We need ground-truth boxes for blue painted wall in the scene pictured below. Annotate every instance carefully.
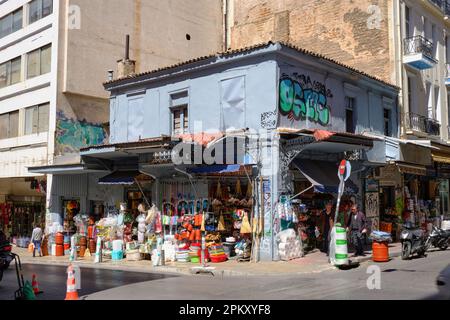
[108,52,398,148]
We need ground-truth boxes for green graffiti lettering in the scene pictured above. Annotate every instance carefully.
[279,75,332,126]
[279,78,295,115]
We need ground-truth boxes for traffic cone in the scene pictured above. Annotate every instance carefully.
[65,264,79,300]
[31,274,43,295]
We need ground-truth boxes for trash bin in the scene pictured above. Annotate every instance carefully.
[372,241,389,262]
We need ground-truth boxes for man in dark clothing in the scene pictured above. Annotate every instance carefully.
[321,201,334,255]
[346,204,367,257]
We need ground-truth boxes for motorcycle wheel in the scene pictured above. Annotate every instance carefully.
[439,244,448,251]
[402,242,411,260]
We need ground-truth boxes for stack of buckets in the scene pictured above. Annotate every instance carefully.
[112,240,123,261]
[334,227,349,265]
[55,232,64,256]
[79,236,87,257]
[63,235,71,255]
[88,222,96,256]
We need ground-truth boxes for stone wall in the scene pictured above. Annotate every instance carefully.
[230,0,394,83]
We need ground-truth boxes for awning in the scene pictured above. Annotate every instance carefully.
[187,164,241,174]
[98,171,142,185]
[292,159,359,194]
[28,163,108,175]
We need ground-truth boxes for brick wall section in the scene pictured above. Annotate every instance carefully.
[231,0,394,83]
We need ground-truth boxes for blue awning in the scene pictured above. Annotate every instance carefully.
[187,164,241,174]
[292,159,359,194]
[98,171,140,185]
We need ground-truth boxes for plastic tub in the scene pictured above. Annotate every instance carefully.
[112,250,123,261]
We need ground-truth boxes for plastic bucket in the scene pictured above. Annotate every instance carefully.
[372,241,389,262]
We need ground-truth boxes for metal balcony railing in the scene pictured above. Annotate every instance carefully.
[429,0,450,16]
[405,112,441,136]
[403,36,435,60]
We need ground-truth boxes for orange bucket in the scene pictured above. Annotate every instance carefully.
[372,241,389,262]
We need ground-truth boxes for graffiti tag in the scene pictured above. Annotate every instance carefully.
[279,74,332,126]
[56,112,107,154]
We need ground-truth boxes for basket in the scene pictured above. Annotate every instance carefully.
[210,255,227,263]
[126,250,142,261]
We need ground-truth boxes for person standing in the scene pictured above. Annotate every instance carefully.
[346,204,367,257]
[31,223,43,257]
[320,201,335,256]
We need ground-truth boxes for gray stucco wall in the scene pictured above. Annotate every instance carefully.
[109,59,278,144]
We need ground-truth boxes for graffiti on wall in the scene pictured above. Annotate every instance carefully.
[365,192,379,218]
[279,74,333,126]
[56,112,108,154]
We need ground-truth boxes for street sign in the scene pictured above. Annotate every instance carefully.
[338,159,352,182]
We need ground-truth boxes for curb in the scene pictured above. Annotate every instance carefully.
[353,251,402,264]
[15,250,403,277]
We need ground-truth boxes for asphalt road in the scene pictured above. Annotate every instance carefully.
[0,263,176,300]
[84,249,450,300]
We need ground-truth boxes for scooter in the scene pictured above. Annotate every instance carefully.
[426,225,450,251]
[400,222,428,260]
[0,231,13,280]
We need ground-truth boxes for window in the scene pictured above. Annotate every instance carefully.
[0,111,19,139]
[345,97,355,133]
[434,86,440,121]
[24,103,49,135]
[384,108,391,137]
[172,106,188,135]
[170,91,189,135]
[27,44,51,79]
[0,56,22,88]
[0,8,22,39]
[432,24,437,59]
[405,6,411,38]
[29,0,53,24]
[407,76,412,112]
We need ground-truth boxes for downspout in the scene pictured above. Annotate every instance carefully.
[223,0,228,51]
[394,0,405,138]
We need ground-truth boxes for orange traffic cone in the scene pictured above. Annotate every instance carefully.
[31,274,43,295]
[65,265,79,300]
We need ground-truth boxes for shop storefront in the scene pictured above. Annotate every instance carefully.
[0,177,47,247]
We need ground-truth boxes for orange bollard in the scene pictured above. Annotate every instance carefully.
[65,265,79,300]
[32,274,43,295]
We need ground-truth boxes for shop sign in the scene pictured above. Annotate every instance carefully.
[263,180,271,193]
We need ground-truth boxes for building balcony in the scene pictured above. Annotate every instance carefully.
[405,112,441,137]
[403,36,438,70]
[428,0,450,16]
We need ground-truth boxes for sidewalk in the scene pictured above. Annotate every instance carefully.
[12,243,402,277]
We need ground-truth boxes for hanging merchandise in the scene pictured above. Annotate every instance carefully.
[240,211,252,234]
[216,181,222,199]
[218,213,226,232]
[236,179,242,197]
[200,212,205,232]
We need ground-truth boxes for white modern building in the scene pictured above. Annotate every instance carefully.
[0,0,223,239]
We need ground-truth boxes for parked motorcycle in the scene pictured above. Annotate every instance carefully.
[400,222,428,260]
[0,231,13,281]
[426,225,450,251]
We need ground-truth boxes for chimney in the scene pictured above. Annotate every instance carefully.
[117,35,136,78]
[107,70,114,81]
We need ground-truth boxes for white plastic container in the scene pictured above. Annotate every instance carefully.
[334,227,348,265]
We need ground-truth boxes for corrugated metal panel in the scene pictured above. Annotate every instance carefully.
[53,174,88,197]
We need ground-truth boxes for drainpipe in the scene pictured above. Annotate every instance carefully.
[394,0,406,138]
[223,0,227,51]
